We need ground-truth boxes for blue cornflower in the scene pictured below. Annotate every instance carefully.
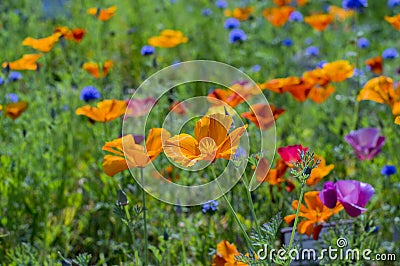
[202,200,218,213]
[381,165,397,176]
[0,77,3,85]
[352,68,365,77]
[282,38,293,47]
[141,45,155,56]
[9,71,22,81]
[316,60,327,68]
[388,0,400,7]
[357,38,370,49]
[201,8,212,16]
[342,0,368,10]
[224,18,240,29]
[289,11,303,22]
[382,48,398,59]
[229,29,247,43]
[305,46,319,56]
[215,0,228,9]
[80,86,101,102]
[252,64,261,72]
[305,38,313,45]
[6,93,19,103]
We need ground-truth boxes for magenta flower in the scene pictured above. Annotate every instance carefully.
[125,97,157,118]
[344,128,385,160]
[277,144,308,165]
[320,180,375,217]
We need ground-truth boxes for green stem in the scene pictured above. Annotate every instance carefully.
[141,168,149,266]
[179,226,187,265]
[124,206,140,264]
[288,184,305,252]
[241,172,262,239]
[353,11,361,130]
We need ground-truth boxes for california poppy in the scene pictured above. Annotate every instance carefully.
[306,155,334,186]
[76,99,126,122]
[365,56,383,75]
[277,144,308,166]
[208,83,259,108]
[259,76,301,93]
[395,116,400,125]
[357,76,398,108]
[87,6,117,21]
[241,103,285,130]
[4,101,28,120]
[211,240,247,266]
[385,14,400,30]
[224,7,254,21]
[256,158,294,191]
[262,6,294,27]
[169,101,188,115]
[302,68,330,87]
[55,26,86,42]
[284,191,343,240]
[82,60,113,78]
[2,54,42,71]
[328,5,354,21]
[286,78,313,102]
[304,14,334,31]
[321,60,354,82]
[22,33,62,52]
[307,85,336,103]
[164,114,247,167]
[102,129,171,176]
[148,30,188,48]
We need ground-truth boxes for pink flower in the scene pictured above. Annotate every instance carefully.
[277,144,308,165]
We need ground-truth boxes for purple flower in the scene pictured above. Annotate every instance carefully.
[388,0,400,7]
[252,64,261,72]
[289,11,303,22]
[201,8,212,16]
[215,0,228,9]
[141,45,155,56]
[381,165,397,176]
[229,29,247,43]
[344,128,385,160]
[282,38,293,47]
[0,77,3,85]
[382,48,398,59]
[9,71,22,81]
[357,38,370,49]
[80,86,101,102]
[224,18,240,29]
[342,0,368,10]
[202,200,218,213]
[319,181,337,208]
[6,93,19,103]
[305,46,319,56]
[336,180,375,217]
[316,60,327,68]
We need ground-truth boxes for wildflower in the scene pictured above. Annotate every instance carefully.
[148,30,188,48]
[102,129,171,176]
[76,99,126,122]
[82,60,113,78]
[262,6,294,27]
[321,60,354,82]
[202,200,218,213]
[208,84,257,107]
[260,76,302,93]
[381,165,397,176]
[308,85,336,103]
[9,72,23,81]
[0,77,3,85]
[357,76,397,108]
[382,48,398,59]
[164,114,247,167]
[252,64,261,72]
[256,158,294,191]
[303,68,329,87]
[277,144,308,166]
[342,0,368,10]
[141,45,155,56]
[319,180,374,217]
[344,128,385,160]
[2,54,42,71]
[306,155,334,186]
[241,103,285,130]
[228,29,246,43]
[328,5,354,21]
[305,14,334,31]
[169,101,188,115]
[87,6,117,21]
[305,46,319,56]
[357,37,370,49]
[22,33,62,52]
[211,240,248,266]
[6,93,19,103]
[289,11,303,22]
[285,191,343,240]
[125,97,157,117]
[225,7,254,21]
[282,38,293,46]
[54,26,86,42]
[274,0,308,6]
[201,8,212,16]
[385,14,400,30]
[4,101,28,120]
[224,18,240,29]
[215,0,228,9]
[388,0,400,8]
[80,86,100,102]
[286,79,313,102]
[365,56,383,75]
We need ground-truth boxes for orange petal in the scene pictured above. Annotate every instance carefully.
[164,134,200,167]
[217,124,248,160]
[194,114,232,146]
[103,155,128,177]
[5,101,28,120]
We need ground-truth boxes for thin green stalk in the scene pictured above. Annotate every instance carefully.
[288,184,305,252]
[123,206,140,264]
[241,172,262,239]
[353,11,361,130]
[140,168,149,266]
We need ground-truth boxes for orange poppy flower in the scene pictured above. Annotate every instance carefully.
[55,26,86,42]
[102,129,171,176]
[2,54,42,71]
[22,33,62,52]
[224,7,254,21]
[395,116,400,125]
[4,102,28,120]
[212,240,247,266]
[306,156,334,186]
[241,103,285,130]
[262,6,294,27]
[304,14,334,31]
[302,68,330,87]
[164,114,247,167]
[256,158,294,192]
[208,83,259,108]
[307,85,336,103]
[82,60,113,78]
[148,30,188,48]
[365,56,383,75]
[385,14,400,30]
[259,76,301,93]
[169,101,188,115]
[87,6,117,21]
[357,76,398,108]
[76,99,126,122]
[284,191,343,240]
[321,60,354,82]
[286,79,313,102]
[273,0,308,6]
[328,6,354,21]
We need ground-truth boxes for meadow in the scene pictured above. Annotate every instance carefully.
[0,0,399,265]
